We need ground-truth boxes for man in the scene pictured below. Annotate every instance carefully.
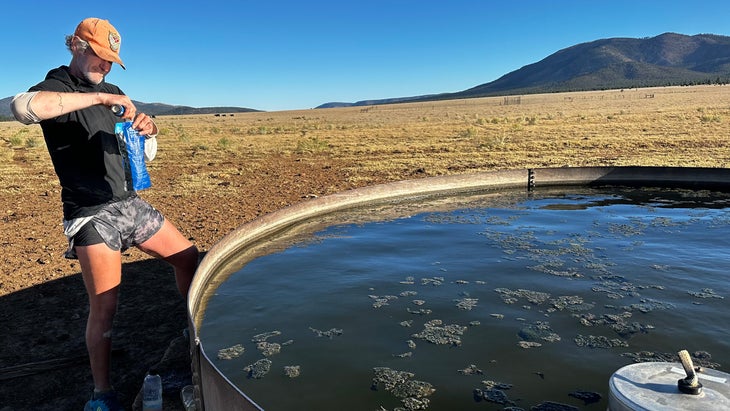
[11,18,199,411]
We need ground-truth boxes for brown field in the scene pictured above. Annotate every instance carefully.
[0,85,728,409]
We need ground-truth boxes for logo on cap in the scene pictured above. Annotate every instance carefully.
[108,31,121,52]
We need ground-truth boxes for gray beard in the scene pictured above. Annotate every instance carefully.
[82,72,104,85]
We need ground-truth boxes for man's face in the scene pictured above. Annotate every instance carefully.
[76,45,112,84]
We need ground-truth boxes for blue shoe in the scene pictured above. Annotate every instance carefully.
[84,389,124,411]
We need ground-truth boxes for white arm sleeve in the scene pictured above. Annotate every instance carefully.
[11,92,41,124]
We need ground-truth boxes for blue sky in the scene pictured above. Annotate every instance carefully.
[2,0,729,112]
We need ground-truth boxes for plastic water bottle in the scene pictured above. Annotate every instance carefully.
[181,385,196,411]
[142,370,162,411]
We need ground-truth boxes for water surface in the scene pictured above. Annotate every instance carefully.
[201,187,730,410]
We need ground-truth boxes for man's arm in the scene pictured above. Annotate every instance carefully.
[11,91,136,124]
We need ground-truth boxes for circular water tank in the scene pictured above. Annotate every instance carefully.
[609,362,730,411]
[188,167,730,410]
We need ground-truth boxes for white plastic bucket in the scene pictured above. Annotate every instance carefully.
[608,362,730,410]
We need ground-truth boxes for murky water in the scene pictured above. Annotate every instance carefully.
[200,187,730,410]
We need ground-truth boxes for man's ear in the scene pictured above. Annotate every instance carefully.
[70,36,83,54]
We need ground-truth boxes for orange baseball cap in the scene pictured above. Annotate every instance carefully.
[74,18,125,69]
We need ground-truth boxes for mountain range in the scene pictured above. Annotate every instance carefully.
[317,32,730,107]
[2,32,729,117]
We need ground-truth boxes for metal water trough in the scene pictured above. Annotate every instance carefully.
[186,166,730,410]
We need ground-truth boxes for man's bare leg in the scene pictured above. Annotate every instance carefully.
[138,219,199,297]
[76,243,123,392]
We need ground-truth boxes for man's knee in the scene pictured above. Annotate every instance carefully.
[87,287,119,318]
[166,244,199,270]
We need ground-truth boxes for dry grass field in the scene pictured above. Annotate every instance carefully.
[159,84,729,183]
[0,85,728,409]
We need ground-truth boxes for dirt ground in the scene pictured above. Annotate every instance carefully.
[0,148,374,410]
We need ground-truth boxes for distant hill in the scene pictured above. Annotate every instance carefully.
[132,102,260,116]
[0,97,259,120]
[318,32,730,107]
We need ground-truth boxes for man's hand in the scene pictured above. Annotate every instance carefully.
[132,112,157,137]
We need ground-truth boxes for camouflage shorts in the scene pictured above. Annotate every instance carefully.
[64,196,164,259]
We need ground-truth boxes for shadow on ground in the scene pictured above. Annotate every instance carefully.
[0,255,199,411]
